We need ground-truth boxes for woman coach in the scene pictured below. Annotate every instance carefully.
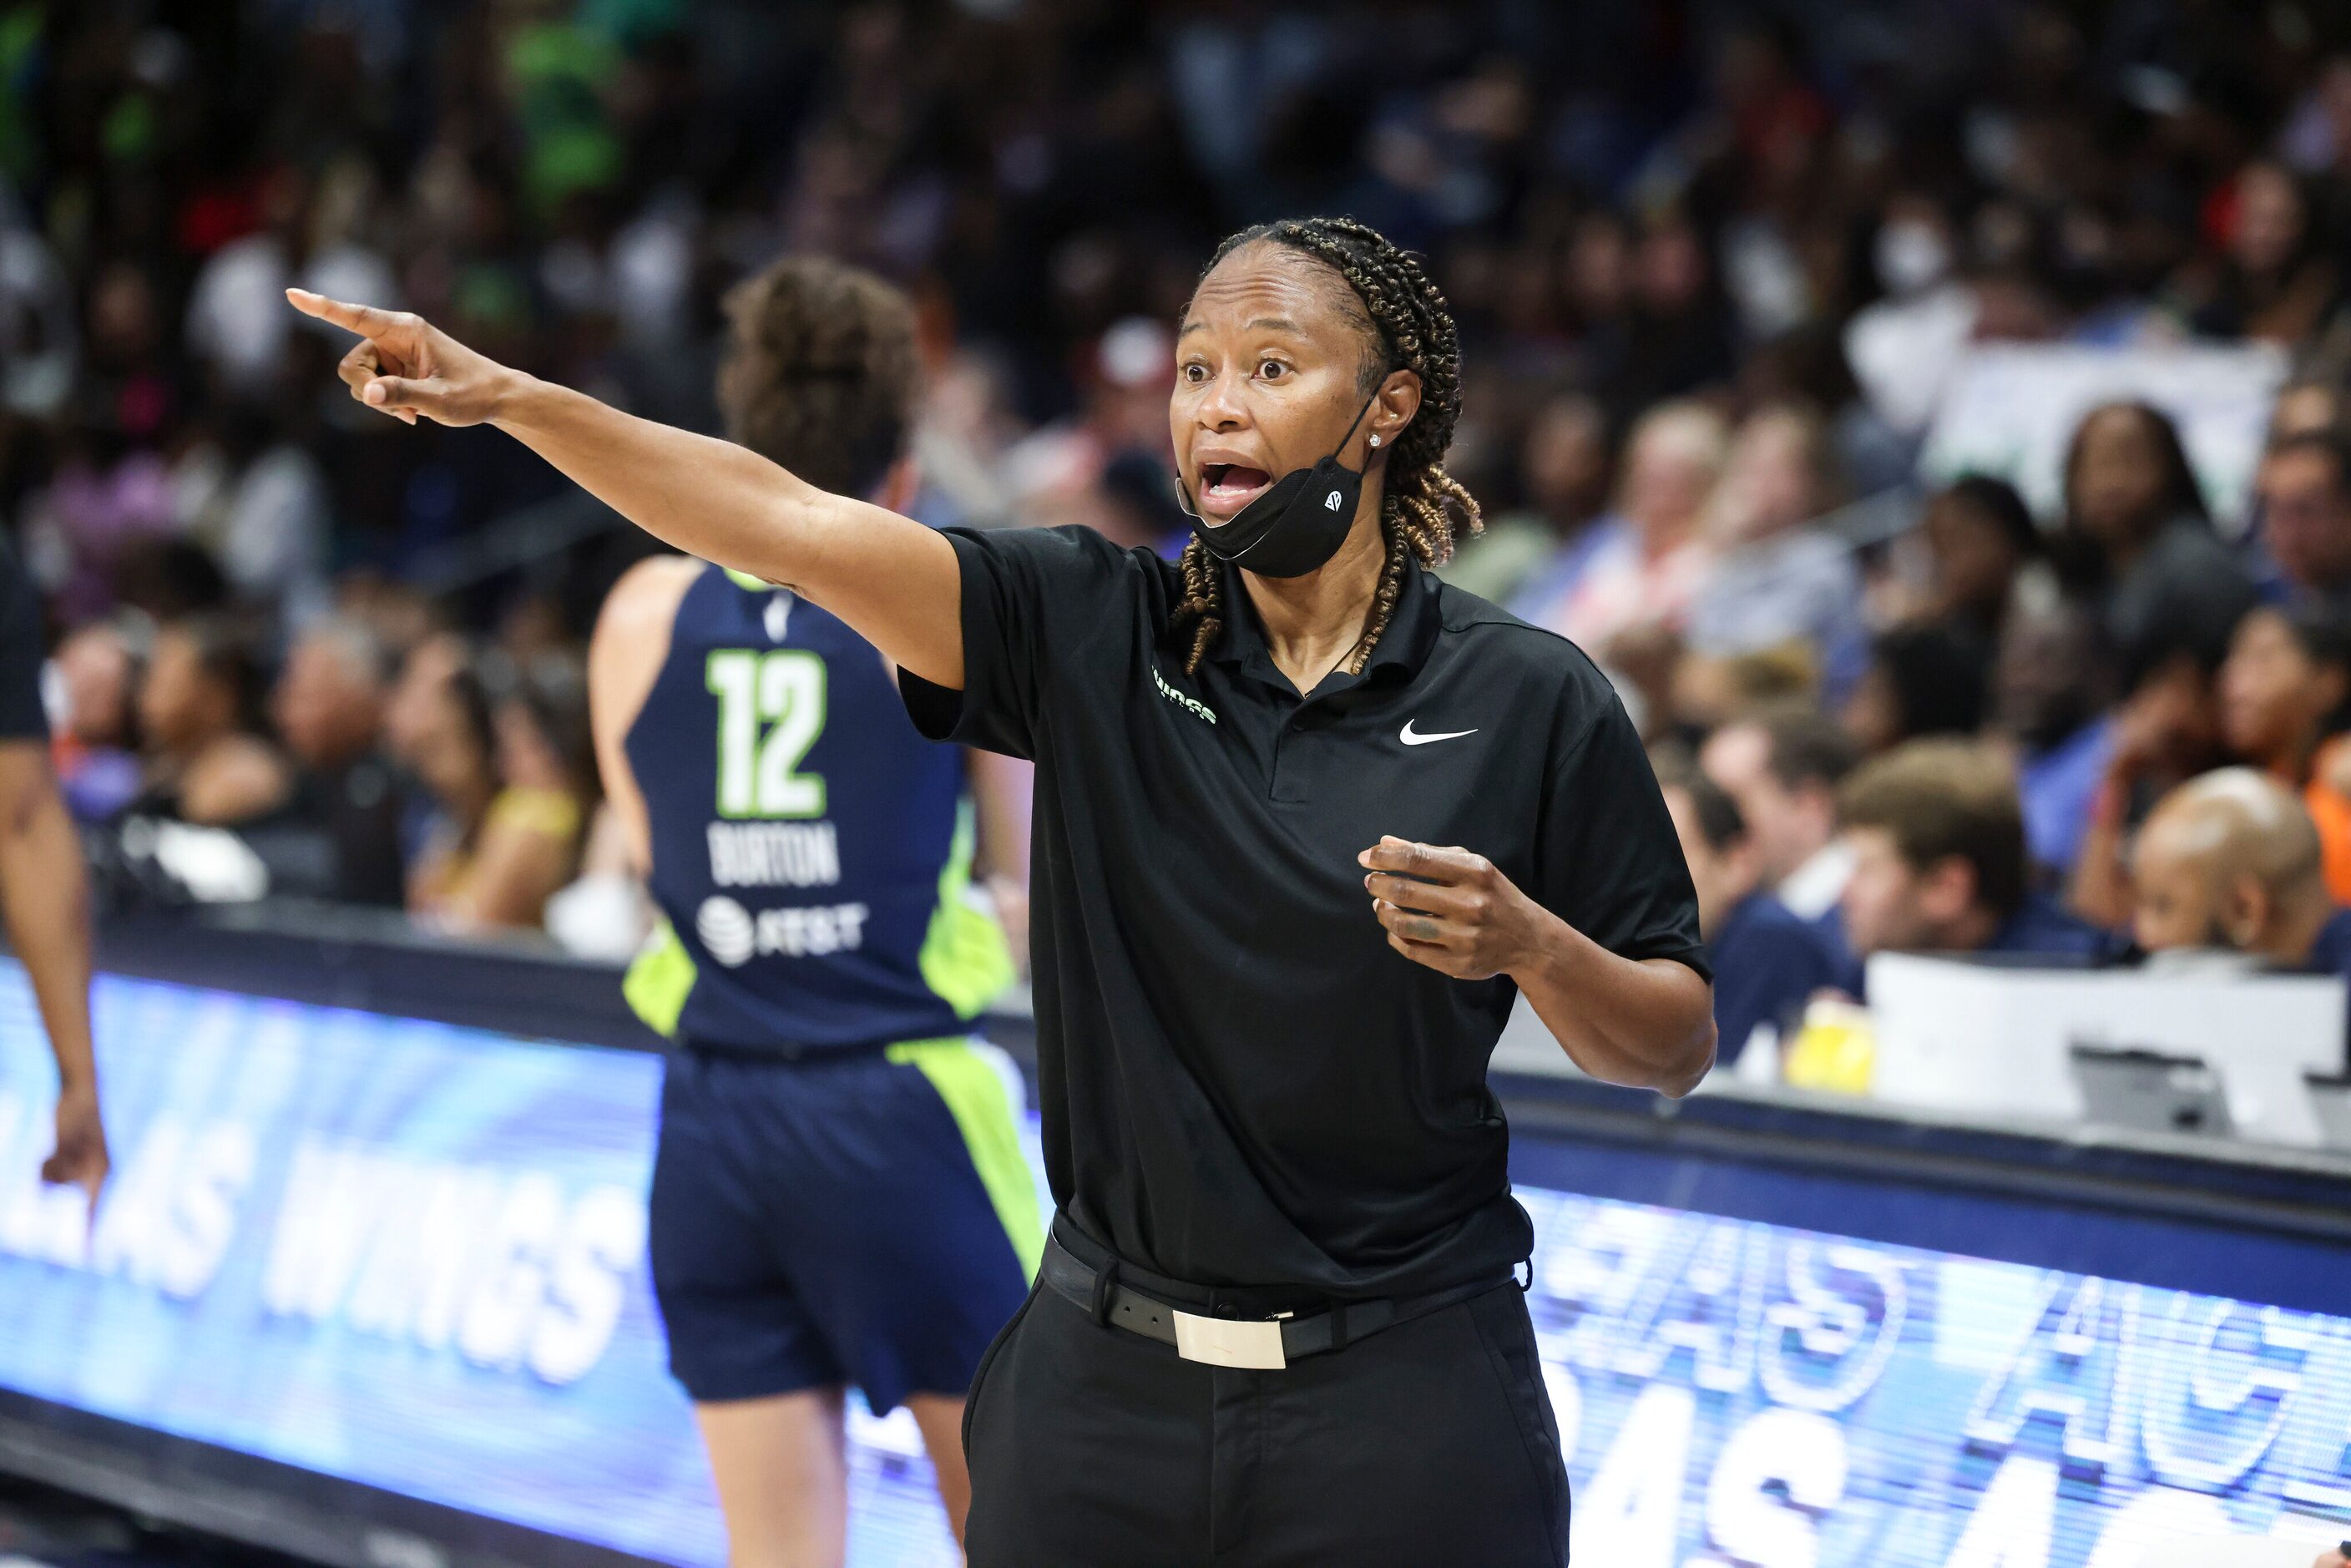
[290,215,1713,1566]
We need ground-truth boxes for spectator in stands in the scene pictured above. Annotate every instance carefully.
[384,629,466,761]
[177,398,332,620]
[1838,740,2111,965]
[2070,625,2237,933]
[2129,771,2351,988]
[1509,399,1726,655]
[1995,602,2116,878]
[2253,429,2351,618]
[1672,644,1818,734]
[271,618,408,907]
[49,620,144,822]
[1701,705,1860,925]
[1915,474,2050,660]
[382,626,465,868]
[2057,402,2258,694]
[2217,604,2351,904]
[1843,191,1974,439]
[2267,379,2347,444]
[1443,392,1612,604]
[1840,622,1988,756]
[407,654,587,933]
[2179,162,2340,346]
[131,615,292,827]
[1687,402,1866,695]
[1656,751,1843,1065]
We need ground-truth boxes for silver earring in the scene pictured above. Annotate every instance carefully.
[1368,434,1382,448]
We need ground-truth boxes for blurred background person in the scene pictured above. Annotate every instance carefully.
[405,654,587,933]
[1840,622,1989,757]
[1994,601,2116,881]
[2070,618,2241,931]
[2253,428,2351,616]
[131,615,292,828]
[2268,378,2348,444]
[47,619,144,823]
[1838,739,2111,970]
[2216,604,2351,903]
[1701,705,1861,928]
[1911,474,2052,665]
[1509,399,1727,657]
[2178,162,2340,345]
[1443,392,1612,604]
[2055,402,2257,699]
[1686,401,1865,696]
[2131,771,2351,1019]
[1656,750,1843,1067]
[270,616,408,907]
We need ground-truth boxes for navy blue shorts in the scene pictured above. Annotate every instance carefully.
[647,1037,1040,1412]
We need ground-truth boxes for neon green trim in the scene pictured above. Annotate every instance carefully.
[918,799,1015,1019]
[723,567,772,591]
[887,1039,1043,1282]
[623,918,698,1037]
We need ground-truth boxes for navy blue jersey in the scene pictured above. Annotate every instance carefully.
[623,566,1011,1051]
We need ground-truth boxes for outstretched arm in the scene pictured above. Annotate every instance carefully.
[286,291,967,689]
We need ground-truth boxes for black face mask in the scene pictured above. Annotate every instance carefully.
[1176,390,1379,578]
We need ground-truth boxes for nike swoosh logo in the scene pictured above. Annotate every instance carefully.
[1400,720,1478,746]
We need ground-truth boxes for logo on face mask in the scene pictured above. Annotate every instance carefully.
[1324,490,1342,511]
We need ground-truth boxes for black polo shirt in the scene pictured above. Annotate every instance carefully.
[901,524,1706,1299]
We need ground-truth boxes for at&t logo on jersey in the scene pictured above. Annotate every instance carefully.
[695,895,872,967]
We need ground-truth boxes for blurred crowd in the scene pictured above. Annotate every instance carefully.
[14,0,2351,1039]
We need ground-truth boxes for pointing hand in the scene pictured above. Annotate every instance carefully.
[286,289,516,428]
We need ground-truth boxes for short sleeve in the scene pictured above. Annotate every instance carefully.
[1533,687,1709,981]
[0,539,48,742]
[897,525,1143,760]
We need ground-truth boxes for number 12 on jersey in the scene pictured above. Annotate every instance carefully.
[707,650,827,818]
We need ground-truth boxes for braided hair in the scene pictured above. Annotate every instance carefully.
[1173,216,1481,674]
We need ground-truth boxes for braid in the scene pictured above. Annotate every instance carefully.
[1176,534,1222,675]
[1174,216,1481,674]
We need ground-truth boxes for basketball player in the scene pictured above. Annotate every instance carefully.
[585,257,1036,1564]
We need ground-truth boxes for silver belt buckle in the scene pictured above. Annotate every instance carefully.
[1172,1308,1287,1369]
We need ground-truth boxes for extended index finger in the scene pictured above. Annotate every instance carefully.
[286,287,403,340]
[1357,835,1484,882]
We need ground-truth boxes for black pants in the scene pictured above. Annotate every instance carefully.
[962,1233,1570,1566]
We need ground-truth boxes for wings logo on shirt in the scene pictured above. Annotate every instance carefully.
[1152,664,1217,724]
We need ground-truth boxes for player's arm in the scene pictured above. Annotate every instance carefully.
[0,742,106,1203]
[286,291,967,689]
[588,555,701,877]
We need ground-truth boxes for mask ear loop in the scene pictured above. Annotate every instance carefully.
[1174,384,1387,520]
[1332,383,1383,465]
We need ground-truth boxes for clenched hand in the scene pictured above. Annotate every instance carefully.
[1360,835,1550,981]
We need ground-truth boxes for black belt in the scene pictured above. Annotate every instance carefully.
[1041,1233,1508,1370]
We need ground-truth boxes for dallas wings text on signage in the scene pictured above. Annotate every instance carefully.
[0,963,2346,1567]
